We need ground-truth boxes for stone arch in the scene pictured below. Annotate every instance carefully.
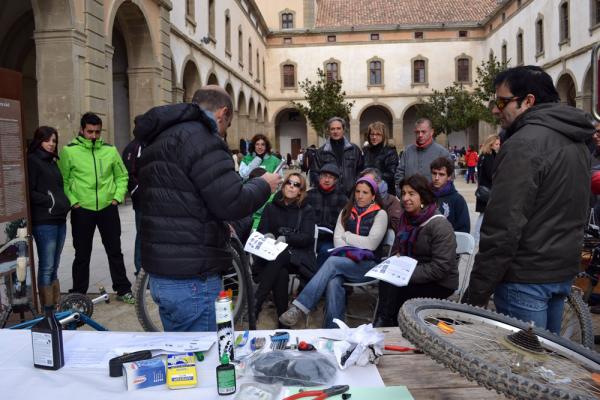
[248,97,256,120]
[274,107,307,159]
[31,0,74,30]
[237,91,249,142]
[237,91,247,116]
[248,97,256,136]
[0,5,37,138]
[263,106,269,124]
[358,104,395,142]
[182,59,201,102]
[556,71,577,107]
[110,1,158,151]
[225,82,237,147]
[206,71,219,86]
[224,82,235,109]
[257,103,264,123]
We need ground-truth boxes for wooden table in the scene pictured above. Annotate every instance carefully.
[378,328,506,399]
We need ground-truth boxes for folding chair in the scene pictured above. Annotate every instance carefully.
[343,228,396,323]
[453,231,476,302]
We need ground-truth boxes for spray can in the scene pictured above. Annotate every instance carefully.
[215,291,235,361]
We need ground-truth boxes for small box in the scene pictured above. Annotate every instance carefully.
[122,357,166,391]
[166,353,198,389]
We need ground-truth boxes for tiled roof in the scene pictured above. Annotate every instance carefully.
[315,0,500,28]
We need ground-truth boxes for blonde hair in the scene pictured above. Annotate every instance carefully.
[366,121,387,145]
[283,172,308,204]
[480,134,500,155]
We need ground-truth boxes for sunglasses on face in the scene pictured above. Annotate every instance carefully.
[286,181,302,188]
[494,96,521,111]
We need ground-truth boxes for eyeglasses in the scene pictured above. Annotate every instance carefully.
[286,181,302,188]
[494,96,521,111]
[369,132,383,137]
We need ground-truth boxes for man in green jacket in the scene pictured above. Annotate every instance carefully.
[58,112,134,303]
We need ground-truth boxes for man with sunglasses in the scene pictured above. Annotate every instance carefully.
[463,66,594,334]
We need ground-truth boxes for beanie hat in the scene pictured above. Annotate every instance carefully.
[319,163,341,178]
[355,176,379,194]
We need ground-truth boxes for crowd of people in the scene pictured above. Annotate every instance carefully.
[25,65,596,335]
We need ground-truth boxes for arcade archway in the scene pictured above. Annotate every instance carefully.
[275,108,307,158]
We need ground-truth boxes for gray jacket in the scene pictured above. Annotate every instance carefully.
[392,214,458,290]
[395,141,450,191]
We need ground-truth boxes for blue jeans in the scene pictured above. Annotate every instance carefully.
[494,280,572,334]
[32,224,67,287]
[149,274,222,332]
[293,256,376,328]
[316,240,334,269]
[134,209,142,273]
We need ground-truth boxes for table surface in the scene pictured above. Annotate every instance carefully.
[379,327,505,399]
[0,327,505,399]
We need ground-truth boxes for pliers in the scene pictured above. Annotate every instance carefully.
[282,385,350,400]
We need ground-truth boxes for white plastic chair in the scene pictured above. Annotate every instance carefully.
[453,231,476,302]
[343,228,396,322]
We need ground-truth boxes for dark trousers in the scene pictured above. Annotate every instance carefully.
[375,281,454,326]
[254,250,295,317]
[70,205,132,296]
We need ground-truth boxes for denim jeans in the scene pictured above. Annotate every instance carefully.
[149,273,222,332]
[293,256,376,328]
[493,280,572,334]
[134,209,142,273]
[32,224,67,287]
[316,239,334,269]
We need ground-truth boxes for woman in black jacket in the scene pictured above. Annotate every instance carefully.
[474,134,500,244]
[362,121,399,196]
[27,126,71,309]
[254,172,316,326]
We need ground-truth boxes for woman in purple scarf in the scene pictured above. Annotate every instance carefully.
[373,174,458,327]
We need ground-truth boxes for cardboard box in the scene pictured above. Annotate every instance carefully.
[123,357,166,391]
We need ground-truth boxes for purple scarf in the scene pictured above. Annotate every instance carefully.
[396,204,437,256]
[431,181,454,197]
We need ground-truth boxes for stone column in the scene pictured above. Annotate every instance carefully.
[238,114,249,142]
[392,118,402,150]
[128,66,162,124]
[349,118,360,145]
[34,29,87,141]
[227,111,239,149]
[158,2,173,105]
[172,86,184,103]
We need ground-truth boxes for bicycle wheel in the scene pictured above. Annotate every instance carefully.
[561,289,594,349]
[134,243,248,332]
[399,298,600,400]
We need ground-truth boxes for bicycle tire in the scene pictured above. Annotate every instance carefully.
[398,298,600,400]
[134,243,248,332]
[561,289,594,349]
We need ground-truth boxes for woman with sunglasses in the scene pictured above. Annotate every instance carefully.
[239,134,281,180]
[27,126,71,309]
[253,173,316,327]
[279,176,388,328]
[373,174,457,327]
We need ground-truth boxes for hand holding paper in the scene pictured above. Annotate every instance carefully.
[244,230,288,261]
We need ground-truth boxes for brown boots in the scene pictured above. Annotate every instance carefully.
[38,280,61,309]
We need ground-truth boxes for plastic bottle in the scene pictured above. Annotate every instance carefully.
[31,307,64,370]
[216,353,236,395]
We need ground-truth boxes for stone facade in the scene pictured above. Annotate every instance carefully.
[0,0,597,156]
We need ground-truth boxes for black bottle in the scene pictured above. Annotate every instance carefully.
[31,307,65,370]
[216,353,236,395]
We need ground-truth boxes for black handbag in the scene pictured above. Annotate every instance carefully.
[284,209,317,280]
[475,185,491,203]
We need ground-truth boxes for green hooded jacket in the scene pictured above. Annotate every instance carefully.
[58,136,128,211]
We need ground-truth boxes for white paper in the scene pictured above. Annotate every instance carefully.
[112,335,215,354]
[365,256,418,287]
[317,227,333,234]
[64,347,115,368]
[244,231,288,261]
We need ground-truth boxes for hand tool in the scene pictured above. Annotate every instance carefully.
[282,385,350,400]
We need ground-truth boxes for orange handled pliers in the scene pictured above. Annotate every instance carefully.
[282,385,350,400]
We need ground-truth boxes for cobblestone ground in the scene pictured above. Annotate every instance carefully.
[49,176,600,349]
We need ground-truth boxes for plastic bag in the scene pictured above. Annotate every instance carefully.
[331,319,384,369]
[247,350,337,386]
[234,382,282,400]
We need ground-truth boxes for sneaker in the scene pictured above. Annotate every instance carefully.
[117,292,136,305]
[279,305,303,326]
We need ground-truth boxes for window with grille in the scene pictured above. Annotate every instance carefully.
[457,58,470,83]
[225,13,231,53]
[536,18,544,54]
[327,35,336,42]
[326,62,339,81]
[369,60,382,85]
[413,60,426,84]
[283,37,292,44]
[516,32,523,65]
[595,0,600,25]
[501,43,507,64]
[371,33,379,40]
[283,64,295,87]
[248,42,253,75]
[256,52,260,81]
[282,13,294,29]
[414,31,423,39]
[559,1,569,42]
[459,30,468,38]
[238,29,243,66]
[186,0,194,19]
[208,0,215,37]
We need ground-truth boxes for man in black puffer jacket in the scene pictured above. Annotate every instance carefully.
[134,86,281,332]
[463,66,594,334]
[314,117,363,195]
